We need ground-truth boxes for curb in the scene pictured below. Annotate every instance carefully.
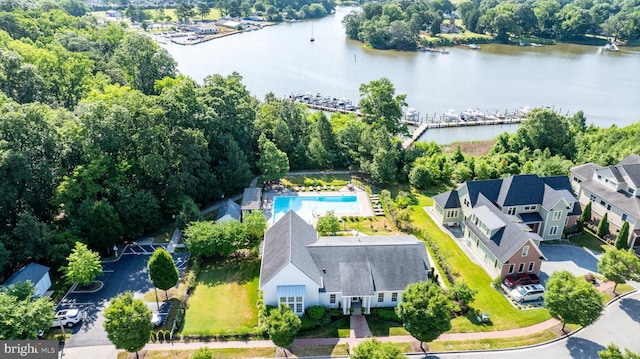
[403,288,639,357]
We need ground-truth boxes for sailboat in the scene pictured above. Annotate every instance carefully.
[310,23,315,42]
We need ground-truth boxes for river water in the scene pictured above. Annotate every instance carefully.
[163,6,640,144]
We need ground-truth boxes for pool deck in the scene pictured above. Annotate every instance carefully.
[262,185,374,226]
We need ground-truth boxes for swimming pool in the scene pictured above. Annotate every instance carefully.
[272,195,362,224]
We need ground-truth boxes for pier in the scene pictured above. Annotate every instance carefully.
[289,92,566,149]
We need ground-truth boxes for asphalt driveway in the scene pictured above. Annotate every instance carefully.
[58,248,189,348]
[539,244,602,284]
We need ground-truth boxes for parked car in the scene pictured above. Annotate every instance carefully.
[51,309,83,328]
[510,284,545,303]
[503,273,540,289]
[151,313,163,327]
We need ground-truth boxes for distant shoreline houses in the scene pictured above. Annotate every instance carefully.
[432,174,580,280]
[570,154,640,248]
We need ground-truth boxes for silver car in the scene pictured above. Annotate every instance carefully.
[51,309,83,328]
[510,284,545,303]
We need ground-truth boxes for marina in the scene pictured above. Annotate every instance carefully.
[291,92,551,148]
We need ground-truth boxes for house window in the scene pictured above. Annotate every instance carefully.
[281,295,304,314]
[378,293,384,302]
[524,205,537,211]
[622,214,627,221]
[600,200,605,206]
[550,226,558,236]
[330,294,336,304]
[476,239,480,247]
[391,292,398,302]
[528,262,535,272]
[507,207,516,215]
[508,264,515,274]
[518,263,525,273]
[522,246,529,257]
[553,211,562,220]
[494,259,498,268]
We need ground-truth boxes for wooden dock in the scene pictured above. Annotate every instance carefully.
[401,116,527,149]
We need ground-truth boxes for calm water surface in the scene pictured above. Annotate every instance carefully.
[163,6,640,144]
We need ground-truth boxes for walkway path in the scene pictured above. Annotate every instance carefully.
[349,314,372,339]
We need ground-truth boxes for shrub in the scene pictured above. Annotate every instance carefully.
[374,307,400,322]
[299,314,319,331]
[192,348,214,359]
[491,276,503,289]
[306,305,326,321]
[327,308,342,317]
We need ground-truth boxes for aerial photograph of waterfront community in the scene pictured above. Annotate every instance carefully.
[1,0,640,358]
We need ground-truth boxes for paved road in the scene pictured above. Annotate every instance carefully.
[60,251,190,348]
[409,291,640,359]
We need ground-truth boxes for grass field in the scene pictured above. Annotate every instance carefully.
[296,317,351,339]
[410,194,551,332]
[182,256,260,335]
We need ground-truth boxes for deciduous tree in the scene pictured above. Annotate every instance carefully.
[544,270,603,332]
[351,338,406,359]
[599,343,640,359]
[358,78,407,136]
[257,134,289,181]
[316,212,340,235]
[103,292,152,359]
[62,242,103,286]
[597,249,640,294]
[0,281,55,339]
[395,280,454,352]
[264,304,301,351]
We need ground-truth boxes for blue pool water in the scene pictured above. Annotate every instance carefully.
[272,195,362,224]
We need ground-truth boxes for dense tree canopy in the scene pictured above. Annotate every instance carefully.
[0,281,55,339]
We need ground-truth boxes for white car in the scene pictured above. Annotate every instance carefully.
[510,284,545,303]
[51,309,83,328]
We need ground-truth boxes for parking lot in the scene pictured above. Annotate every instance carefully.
[58,247,189,348]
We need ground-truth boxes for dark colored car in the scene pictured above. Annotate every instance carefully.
[503,273,540,289]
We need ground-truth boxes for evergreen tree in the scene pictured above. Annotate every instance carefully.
[147,248,179,306]
[597,213,610,238]
[615,222,630,250]
[579,201,592,226]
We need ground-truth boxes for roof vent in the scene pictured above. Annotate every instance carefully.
[322,268,326,273]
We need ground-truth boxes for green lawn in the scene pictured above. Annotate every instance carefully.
[430,329,557,351]
[410,194,551,332]
[182,256,260,336]
[568,230,613,253]
[365,316,409,336]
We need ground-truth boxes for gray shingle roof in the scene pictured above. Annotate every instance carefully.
[308,236,430,293]
[433,190,460,209]
[579,177,640,220]
[215,200,241,222]
[618,154,640,165]
[241,188,262,211]
[259,211,321,287]
[496,175,546,207]
[621,164,640,188]
[3,263,50,286]
[571,163,601,180]
[259,213,431,295]
[466,195,543,262]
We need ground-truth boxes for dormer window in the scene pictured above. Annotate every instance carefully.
[553,211,562,220]
[522,246,529,257]
[507,207,516,215]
